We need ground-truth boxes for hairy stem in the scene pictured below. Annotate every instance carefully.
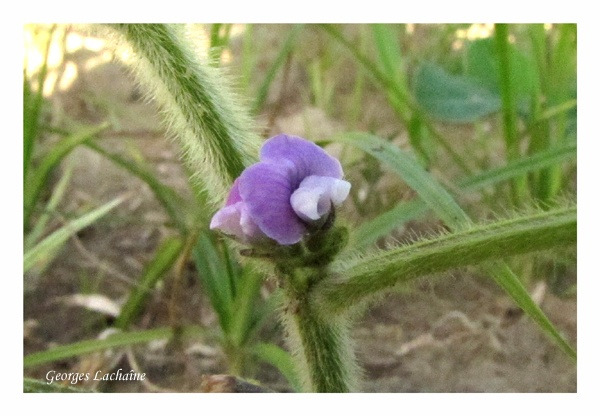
[281,280,358,392]
[108,24,260,205]
[318,206,576,313]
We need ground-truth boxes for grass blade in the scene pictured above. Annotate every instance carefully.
[495,24,528,204]
[115,237,184,329]
[24,25,55,180]
[24,378,90,393]
[329,131,576,360]
[229,270,264,348]
[23,327,202,368]
[352,199,428,250]
[333,132,470,229]
[24,123,108,229]
[24,162,74,250]
[24,197,123,273]
[252,343,302,392]
[459,143,577,191]
[85,141,190,233]
[193,233,234,332]
[251,24,303,114]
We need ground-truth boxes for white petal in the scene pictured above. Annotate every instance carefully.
[290,176,351,223]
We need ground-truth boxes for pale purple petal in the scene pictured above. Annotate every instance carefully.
[290,175,351,222]
[209,202,246,241]
[210,200,265,243]
[238,161,306,245]
[260,134,343,186]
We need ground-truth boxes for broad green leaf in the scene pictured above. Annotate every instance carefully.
[466,37,539,106]
[115,237,184,329]
[415,63,500,123]
[24,326,205,368]
[329,132,576,360]
[252,343,302,392]
[24,197,122,273]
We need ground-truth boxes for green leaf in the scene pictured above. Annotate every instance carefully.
[352,199,428,250]
[24,162,74,250]
[24,123,108,229]
[24,197,123,273]
[24,25,55,182]
[350,143,576,250]
[329,132,576,360]
[415,63,501,123]
[459,143,577,191]
[109,24,260,205]
[229,269,264,348]
[115,237,184,329]
[24,378,90,393]
[252,343,302,392]
[85,141,190,233]
[467,36,539,106]
[193,234,235,332]
[23,327,204,368]
[251,24,303,114]
[333,132,471,229]
[323,206,576,311]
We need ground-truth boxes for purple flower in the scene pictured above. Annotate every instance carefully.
[210,134,351,245]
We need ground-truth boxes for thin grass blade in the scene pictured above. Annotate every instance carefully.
[115,237,184,329]
[252,343,302,392]
[24,197,123,273]
[24,123,108,229]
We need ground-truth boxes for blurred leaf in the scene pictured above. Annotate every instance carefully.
[252,343,301,392]
[24,378,89,393]
[415,63,500,123]
[115,237,184,329]
[24,197,123,274]
[85,141,190,233]
[252,24,302,114]
[330,132,576,360]
[193,234,234,332]
[24,123,108,229]
[352,200,428,250]
[229,269,264,348]
[467,37,539,108]
[459,143,576,191]
[24,162,73,250]
[23,25,55,181]
[23,326,203,368]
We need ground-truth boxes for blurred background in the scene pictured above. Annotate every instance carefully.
[23,24,576,392]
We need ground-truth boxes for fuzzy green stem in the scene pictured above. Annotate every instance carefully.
[108,24,260,205]
[318,206,576,314]
[282,280,357,393]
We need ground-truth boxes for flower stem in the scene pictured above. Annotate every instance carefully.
[282,279,357,392]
